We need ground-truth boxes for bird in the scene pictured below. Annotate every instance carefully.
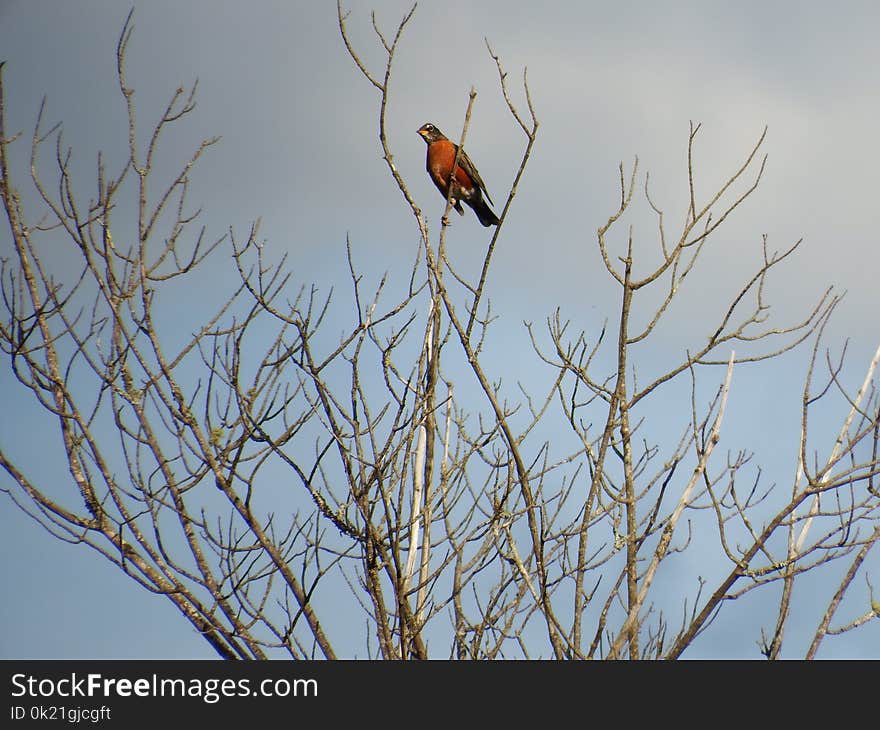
[417,122,500,227]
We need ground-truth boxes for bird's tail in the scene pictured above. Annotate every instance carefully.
[472,198,500,227]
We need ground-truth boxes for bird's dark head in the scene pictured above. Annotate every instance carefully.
[417,123,445,144]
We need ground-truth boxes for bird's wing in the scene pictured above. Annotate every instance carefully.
[456,146,494,206]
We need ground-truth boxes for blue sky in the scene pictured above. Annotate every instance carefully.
[1,1,878,658]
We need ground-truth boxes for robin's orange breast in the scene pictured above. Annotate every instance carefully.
[427,140,474,193]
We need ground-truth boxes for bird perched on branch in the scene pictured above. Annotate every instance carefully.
[417,122,500,227]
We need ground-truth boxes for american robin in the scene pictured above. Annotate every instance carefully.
[417,122,500,227]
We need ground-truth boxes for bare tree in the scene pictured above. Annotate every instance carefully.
[1,6,878,659]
